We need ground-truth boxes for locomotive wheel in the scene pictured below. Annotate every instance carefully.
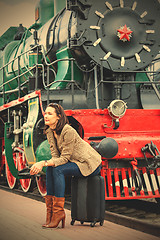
[5,156,18,189]
[17,152,34,193]
[36,175,46,196]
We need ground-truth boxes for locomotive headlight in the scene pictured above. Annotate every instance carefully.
[108,100,127,119]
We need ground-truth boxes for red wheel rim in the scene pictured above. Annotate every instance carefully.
[36,176,46,196]
[5,156,17,189]
[17,152,32,192]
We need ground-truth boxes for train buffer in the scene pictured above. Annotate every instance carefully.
[0,189,159,240]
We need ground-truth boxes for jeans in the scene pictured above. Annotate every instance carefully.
[46,162,101,197]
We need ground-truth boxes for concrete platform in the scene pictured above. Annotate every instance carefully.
[0,189,159,240]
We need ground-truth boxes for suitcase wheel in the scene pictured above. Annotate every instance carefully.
[100,220,104,226]
[90,221,96,227]
[70,219,75,225]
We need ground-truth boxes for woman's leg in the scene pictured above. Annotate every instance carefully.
[46,162,83,197]
[43,167,55,227]
[46,166,55,195]
[44,162,82,228]
[44,162,101,228]
[46,162,101,197]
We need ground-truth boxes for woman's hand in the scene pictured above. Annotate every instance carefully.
[30,161,44,175]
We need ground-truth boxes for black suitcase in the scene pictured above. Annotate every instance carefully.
[70,175,105,227]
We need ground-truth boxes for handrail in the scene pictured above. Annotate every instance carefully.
[99,80,160,84]
[0,66,35,89]
[0,41,77,108]
[1,41,159,108]
[0,44,40,104]
[40,45,75,67]
[40,53,160,96]
[0,43,76,89]
[100,57,160,108]
[0,80,29,96]
[41,59,75,89]
[0,45,39,71]
[1,42,159,89]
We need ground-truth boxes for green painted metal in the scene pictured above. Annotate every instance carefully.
[50,47,83,89]
[3,41,20,91]
[0,39,31,106]
[0,50,3,106]
[4,122,19,178]
[135,72,149,88]
[0,27,19,50]
[29,51,42,68]
[54,0,66,15]
[23,97,39,165]
[36,139,52,173]
[36,0,55,26]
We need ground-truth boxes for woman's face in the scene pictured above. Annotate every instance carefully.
[44,106,60,128]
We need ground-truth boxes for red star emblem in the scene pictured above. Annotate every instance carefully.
[117,24,133,41]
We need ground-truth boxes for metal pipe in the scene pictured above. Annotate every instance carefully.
[47,66,50,105]
[147,72,160,101]
[94,65,99,109]
[0,45,38,71]
[35,46,39,90]
[100,61,104,109]
[71,59,74,109]
[18,56,20,98]
[99,80,160,84]
[0,66,35,89]
[2,67,5,104]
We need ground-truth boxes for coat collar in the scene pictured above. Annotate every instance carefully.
[45,124,69,135]
[45,127,52,134]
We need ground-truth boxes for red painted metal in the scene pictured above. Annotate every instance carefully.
[65,108,160,200]
[107,168,114,197]
[114,168,121,197]
[117,24,133,41]
[121,168,129,197]
[36,176,46,196]
[1,92,160,200]
[142,167,152,196]
[17,151,33,192]
[6,152,17,189]
[65,108,160,160]
[0,90,41,112]
[150,170,159,196]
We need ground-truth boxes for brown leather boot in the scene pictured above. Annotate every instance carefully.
[45,196,65,228]
[42,195,54,227]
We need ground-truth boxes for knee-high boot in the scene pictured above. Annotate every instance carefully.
[42,195,54,227]
[45,196,65,228]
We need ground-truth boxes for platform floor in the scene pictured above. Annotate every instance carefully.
[0,189,159,240]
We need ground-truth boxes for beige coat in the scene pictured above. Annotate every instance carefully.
[45,124,102,176]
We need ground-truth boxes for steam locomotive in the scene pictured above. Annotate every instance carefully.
[0,0,160,201]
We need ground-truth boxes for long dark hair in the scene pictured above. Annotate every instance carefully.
[45,103,69,135]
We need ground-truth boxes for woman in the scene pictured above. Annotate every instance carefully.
[30,103,102,229]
